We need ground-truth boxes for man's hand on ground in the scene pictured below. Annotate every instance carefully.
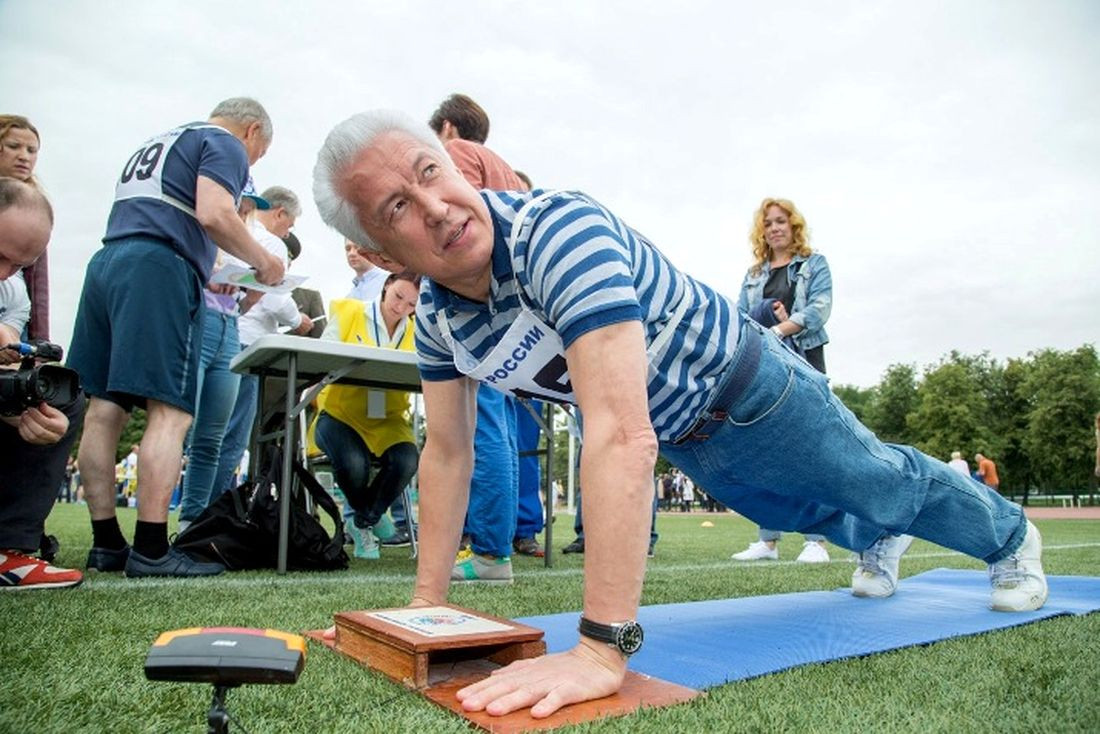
[455,639,626,719]
[17,402,68,445]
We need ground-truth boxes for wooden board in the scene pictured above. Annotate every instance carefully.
[331,605,546,689]
[306,603,701,732]
[422,669,701,733]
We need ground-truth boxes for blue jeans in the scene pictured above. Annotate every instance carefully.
[339,469,414,531]
[314,412,419,528]
[213,368,258,497]
[515,400,545,539]
[179,308,241,522]
[759,528,824,543]
[660,319,1026,564]
[464,387,518,558]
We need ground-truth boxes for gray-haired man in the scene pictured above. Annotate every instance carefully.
[70,98,285,578]
[311,110,1047,719]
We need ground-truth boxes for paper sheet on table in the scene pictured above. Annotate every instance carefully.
[210,263,307,294]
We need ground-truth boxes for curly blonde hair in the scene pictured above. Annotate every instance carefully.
[748,198,811,274]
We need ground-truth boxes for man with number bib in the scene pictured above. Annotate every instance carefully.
[312,110,1048,719]
[69,98,285,578]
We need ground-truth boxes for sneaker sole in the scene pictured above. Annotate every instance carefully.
[124,567,224,578]
[991,595,1047,612]
[991,583,1048,612]
[449,578,514,585]
[1,579,83,590]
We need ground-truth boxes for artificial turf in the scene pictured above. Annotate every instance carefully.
[2,504,1097,733]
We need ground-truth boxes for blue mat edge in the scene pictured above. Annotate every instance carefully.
[516,568,1100,690]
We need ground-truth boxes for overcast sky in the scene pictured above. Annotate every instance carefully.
[2,0,1096,388]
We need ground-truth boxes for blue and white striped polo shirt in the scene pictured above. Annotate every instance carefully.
[415,189,738,441]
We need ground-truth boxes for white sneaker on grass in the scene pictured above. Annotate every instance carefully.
[450,549,513,584]
[851,534,914,598]
[796,541,830,563]
[989,521,1047,612]
[731,540,779,561]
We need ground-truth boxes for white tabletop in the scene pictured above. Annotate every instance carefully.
[230,334,422,392]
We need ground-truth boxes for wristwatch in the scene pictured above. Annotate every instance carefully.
[578,616,644,656]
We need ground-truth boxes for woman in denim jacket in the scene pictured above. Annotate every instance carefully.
[731,198,834,564]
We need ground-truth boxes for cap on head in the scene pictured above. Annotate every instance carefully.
[282,231,301,261]
[242,176,271,210]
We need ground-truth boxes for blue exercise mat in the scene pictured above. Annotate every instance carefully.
[516,569,1100,690]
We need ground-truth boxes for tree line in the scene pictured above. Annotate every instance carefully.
[833,345,1100,499]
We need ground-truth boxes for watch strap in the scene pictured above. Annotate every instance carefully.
[578,616,617,645]
[578,616,644,656]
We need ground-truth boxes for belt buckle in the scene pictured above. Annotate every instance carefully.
[677,409,727,444]
[692,410,726,442]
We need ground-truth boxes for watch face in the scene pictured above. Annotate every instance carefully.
[615,621,644,655]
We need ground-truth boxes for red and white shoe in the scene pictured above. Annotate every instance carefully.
[0,550,84,590]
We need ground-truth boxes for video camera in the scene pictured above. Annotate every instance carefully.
[0,340,81,416]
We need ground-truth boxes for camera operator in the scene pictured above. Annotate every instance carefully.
[0,177,83,589]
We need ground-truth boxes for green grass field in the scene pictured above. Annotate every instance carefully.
[3,505,1098,733]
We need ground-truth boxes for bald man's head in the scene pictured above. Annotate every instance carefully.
[0,177,53,280]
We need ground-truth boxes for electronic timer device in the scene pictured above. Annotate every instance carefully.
[144,627,306,733]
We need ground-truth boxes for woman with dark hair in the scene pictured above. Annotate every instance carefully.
[730,198,835,564]
[311,272,421,559]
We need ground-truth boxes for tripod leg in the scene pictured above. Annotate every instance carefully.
[207,685,231,734]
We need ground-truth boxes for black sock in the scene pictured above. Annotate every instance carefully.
[133,521,169,559]
[91,518,128,551]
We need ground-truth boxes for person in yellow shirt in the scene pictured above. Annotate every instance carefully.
[311,272,420,559]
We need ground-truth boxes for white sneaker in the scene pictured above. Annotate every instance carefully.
[989,521,1048,612]
[796,541,830,563]
[731,540,779,561]
[851,534,914,598]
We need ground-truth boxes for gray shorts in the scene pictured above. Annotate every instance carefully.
[67,237,204,414]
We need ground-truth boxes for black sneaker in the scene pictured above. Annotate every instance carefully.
[382,529,412,547]
[86,545,131,572]
[561,538,585,554]
[124,547,225,578]
[647,542,656,559]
